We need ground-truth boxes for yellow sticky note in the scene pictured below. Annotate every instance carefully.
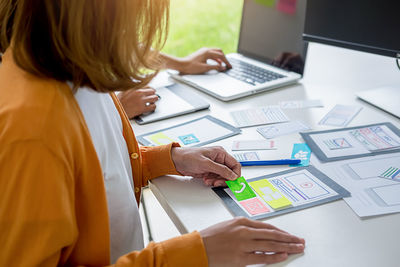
[249,179,292,209]
[148,132,174,145]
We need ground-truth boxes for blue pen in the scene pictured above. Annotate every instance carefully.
[239,159,301,166]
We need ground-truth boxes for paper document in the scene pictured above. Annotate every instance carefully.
[379,167,400,182]
[212,166,349,219]
[233,152,261,162]
[279,99,323,109]
[311,153,400,217]
[232,140,276,151]
[304,124,400,161]
[233,150,292,162]
[349,126,400,151]
[319,104,362,127]
[257,121,310,139]
[230,106,289,128]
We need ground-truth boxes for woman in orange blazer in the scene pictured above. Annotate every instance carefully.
[0,0,305,266]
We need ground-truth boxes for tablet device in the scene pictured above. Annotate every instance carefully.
[137,115,241,147]
[134,83,210,125]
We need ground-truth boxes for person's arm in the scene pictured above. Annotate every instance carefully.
[140,142,182,182]
[159,47,232,74]
[140,145,240,186]
[0,142,304,267]
[119,48,232,118]
[115,232,208,267]
[139,145,306,266]
[116,216,305,267]
[171,146,240,186]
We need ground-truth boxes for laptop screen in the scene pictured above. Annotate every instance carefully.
[238,0,307,74]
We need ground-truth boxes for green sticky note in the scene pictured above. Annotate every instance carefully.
[226,176,256,201]
[249,179,292,209]
[255,0,275,7]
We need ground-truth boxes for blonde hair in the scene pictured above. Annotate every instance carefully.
[0,0,169,92]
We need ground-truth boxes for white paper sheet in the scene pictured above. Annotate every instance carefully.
[279,99,323,109]
[257,121,310,139]
[319,104,362,127]
[371,184,400,206]
[311,152,400,217]
[230,106,289,128]
[231,140,277,151]
[349,125,400,151]
[309,125,400,158]
[223,169,339,217]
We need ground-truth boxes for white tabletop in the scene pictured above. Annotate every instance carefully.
[132,43,400,267]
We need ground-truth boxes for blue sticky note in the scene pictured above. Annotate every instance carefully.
[290,143,311,167]
[178,133,199,145]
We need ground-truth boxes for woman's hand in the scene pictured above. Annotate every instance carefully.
[161,47,232,74]
[171,146,241,187]
[117,86,159,118]
[179,47,232,74]
[200,217,305,267]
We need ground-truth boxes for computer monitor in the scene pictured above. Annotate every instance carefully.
[303,0,400,118]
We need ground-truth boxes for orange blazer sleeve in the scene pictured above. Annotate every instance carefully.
[140,142,181,181]
[115,232,208,267]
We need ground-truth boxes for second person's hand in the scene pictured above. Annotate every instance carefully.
[117,86,159,119]
[200,217,305,267]
[179,47,232,74]
[160,47,232,75]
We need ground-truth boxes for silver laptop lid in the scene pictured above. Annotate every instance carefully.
[238,0,307,75]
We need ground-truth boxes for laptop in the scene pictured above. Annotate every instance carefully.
[134,83,209,124]
[170,0,307,101]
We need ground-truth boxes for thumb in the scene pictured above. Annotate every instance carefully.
[203,158,238,180]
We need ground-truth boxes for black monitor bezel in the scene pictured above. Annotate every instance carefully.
[303,34,400,59]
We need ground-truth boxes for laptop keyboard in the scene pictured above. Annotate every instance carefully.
[225,58,286,86]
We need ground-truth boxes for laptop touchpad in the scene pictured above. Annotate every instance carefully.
[185,73,252,97]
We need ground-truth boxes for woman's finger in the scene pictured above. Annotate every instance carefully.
[206,50,232,68]
[245,240,305,254]
[143,102,156,113]
[143,94,159,104]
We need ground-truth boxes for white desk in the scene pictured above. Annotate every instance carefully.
[133,43,400,267]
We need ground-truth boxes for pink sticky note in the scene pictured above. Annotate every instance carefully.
[240,198,270,215]
[277,0,297,15]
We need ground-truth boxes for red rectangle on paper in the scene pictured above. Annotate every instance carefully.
[240,198,270,215]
